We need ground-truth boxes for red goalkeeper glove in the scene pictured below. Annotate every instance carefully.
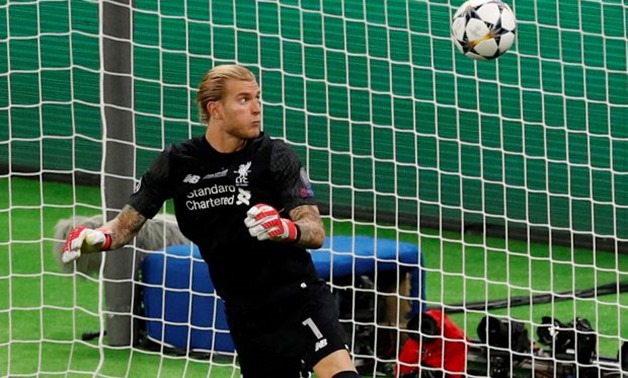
[244,204,300,243]
[61,226,112,263]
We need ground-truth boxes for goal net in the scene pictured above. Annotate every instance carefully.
[1,0,626,377]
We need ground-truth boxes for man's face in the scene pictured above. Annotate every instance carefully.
[217,78,261,140]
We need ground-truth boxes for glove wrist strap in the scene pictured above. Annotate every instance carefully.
[102,234,112,251]
[98,228,113,251]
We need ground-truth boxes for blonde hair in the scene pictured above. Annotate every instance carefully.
[196,64,257,124]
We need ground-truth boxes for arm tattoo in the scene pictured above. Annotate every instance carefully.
[289,205,326,249]
[102,205,148,249]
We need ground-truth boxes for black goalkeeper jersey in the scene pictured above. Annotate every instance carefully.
[128,132,321,308]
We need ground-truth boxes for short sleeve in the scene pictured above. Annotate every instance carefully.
[270,141,317,212]
[127,148,174,219]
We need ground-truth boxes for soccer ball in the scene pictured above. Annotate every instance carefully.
[451,0,517,61]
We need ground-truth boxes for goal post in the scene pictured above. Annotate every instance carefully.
[1,0,626,377]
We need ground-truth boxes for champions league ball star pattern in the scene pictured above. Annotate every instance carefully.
[451,0,517,61]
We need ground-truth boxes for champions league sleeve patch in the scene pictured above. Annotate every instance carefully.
[299,167,315,198]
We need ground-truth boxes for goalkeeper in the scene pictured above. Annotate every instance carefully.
[61,64,359,378]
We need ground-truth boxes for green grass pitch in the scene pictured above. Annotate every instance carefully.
[0,177,626,377]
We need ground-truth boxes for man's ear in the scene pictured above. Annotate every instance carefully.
[207,101,222,120]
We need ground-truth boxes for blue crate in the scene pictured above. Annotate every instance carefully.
[142,244,235,353]
[141,236,425,352]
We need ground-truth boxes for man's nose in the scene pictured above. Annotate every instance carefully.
[251,99,261,114]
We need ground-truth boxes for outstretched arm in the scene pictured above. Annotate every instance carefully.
[61,205,148,263]
[100,205,148,250]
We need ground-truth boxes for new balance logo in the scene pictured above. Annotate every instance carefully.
[183,174,200,184]
[314,338,328,352]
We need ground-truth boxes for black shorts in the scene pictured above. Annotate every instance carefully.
[224,280,349,378]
